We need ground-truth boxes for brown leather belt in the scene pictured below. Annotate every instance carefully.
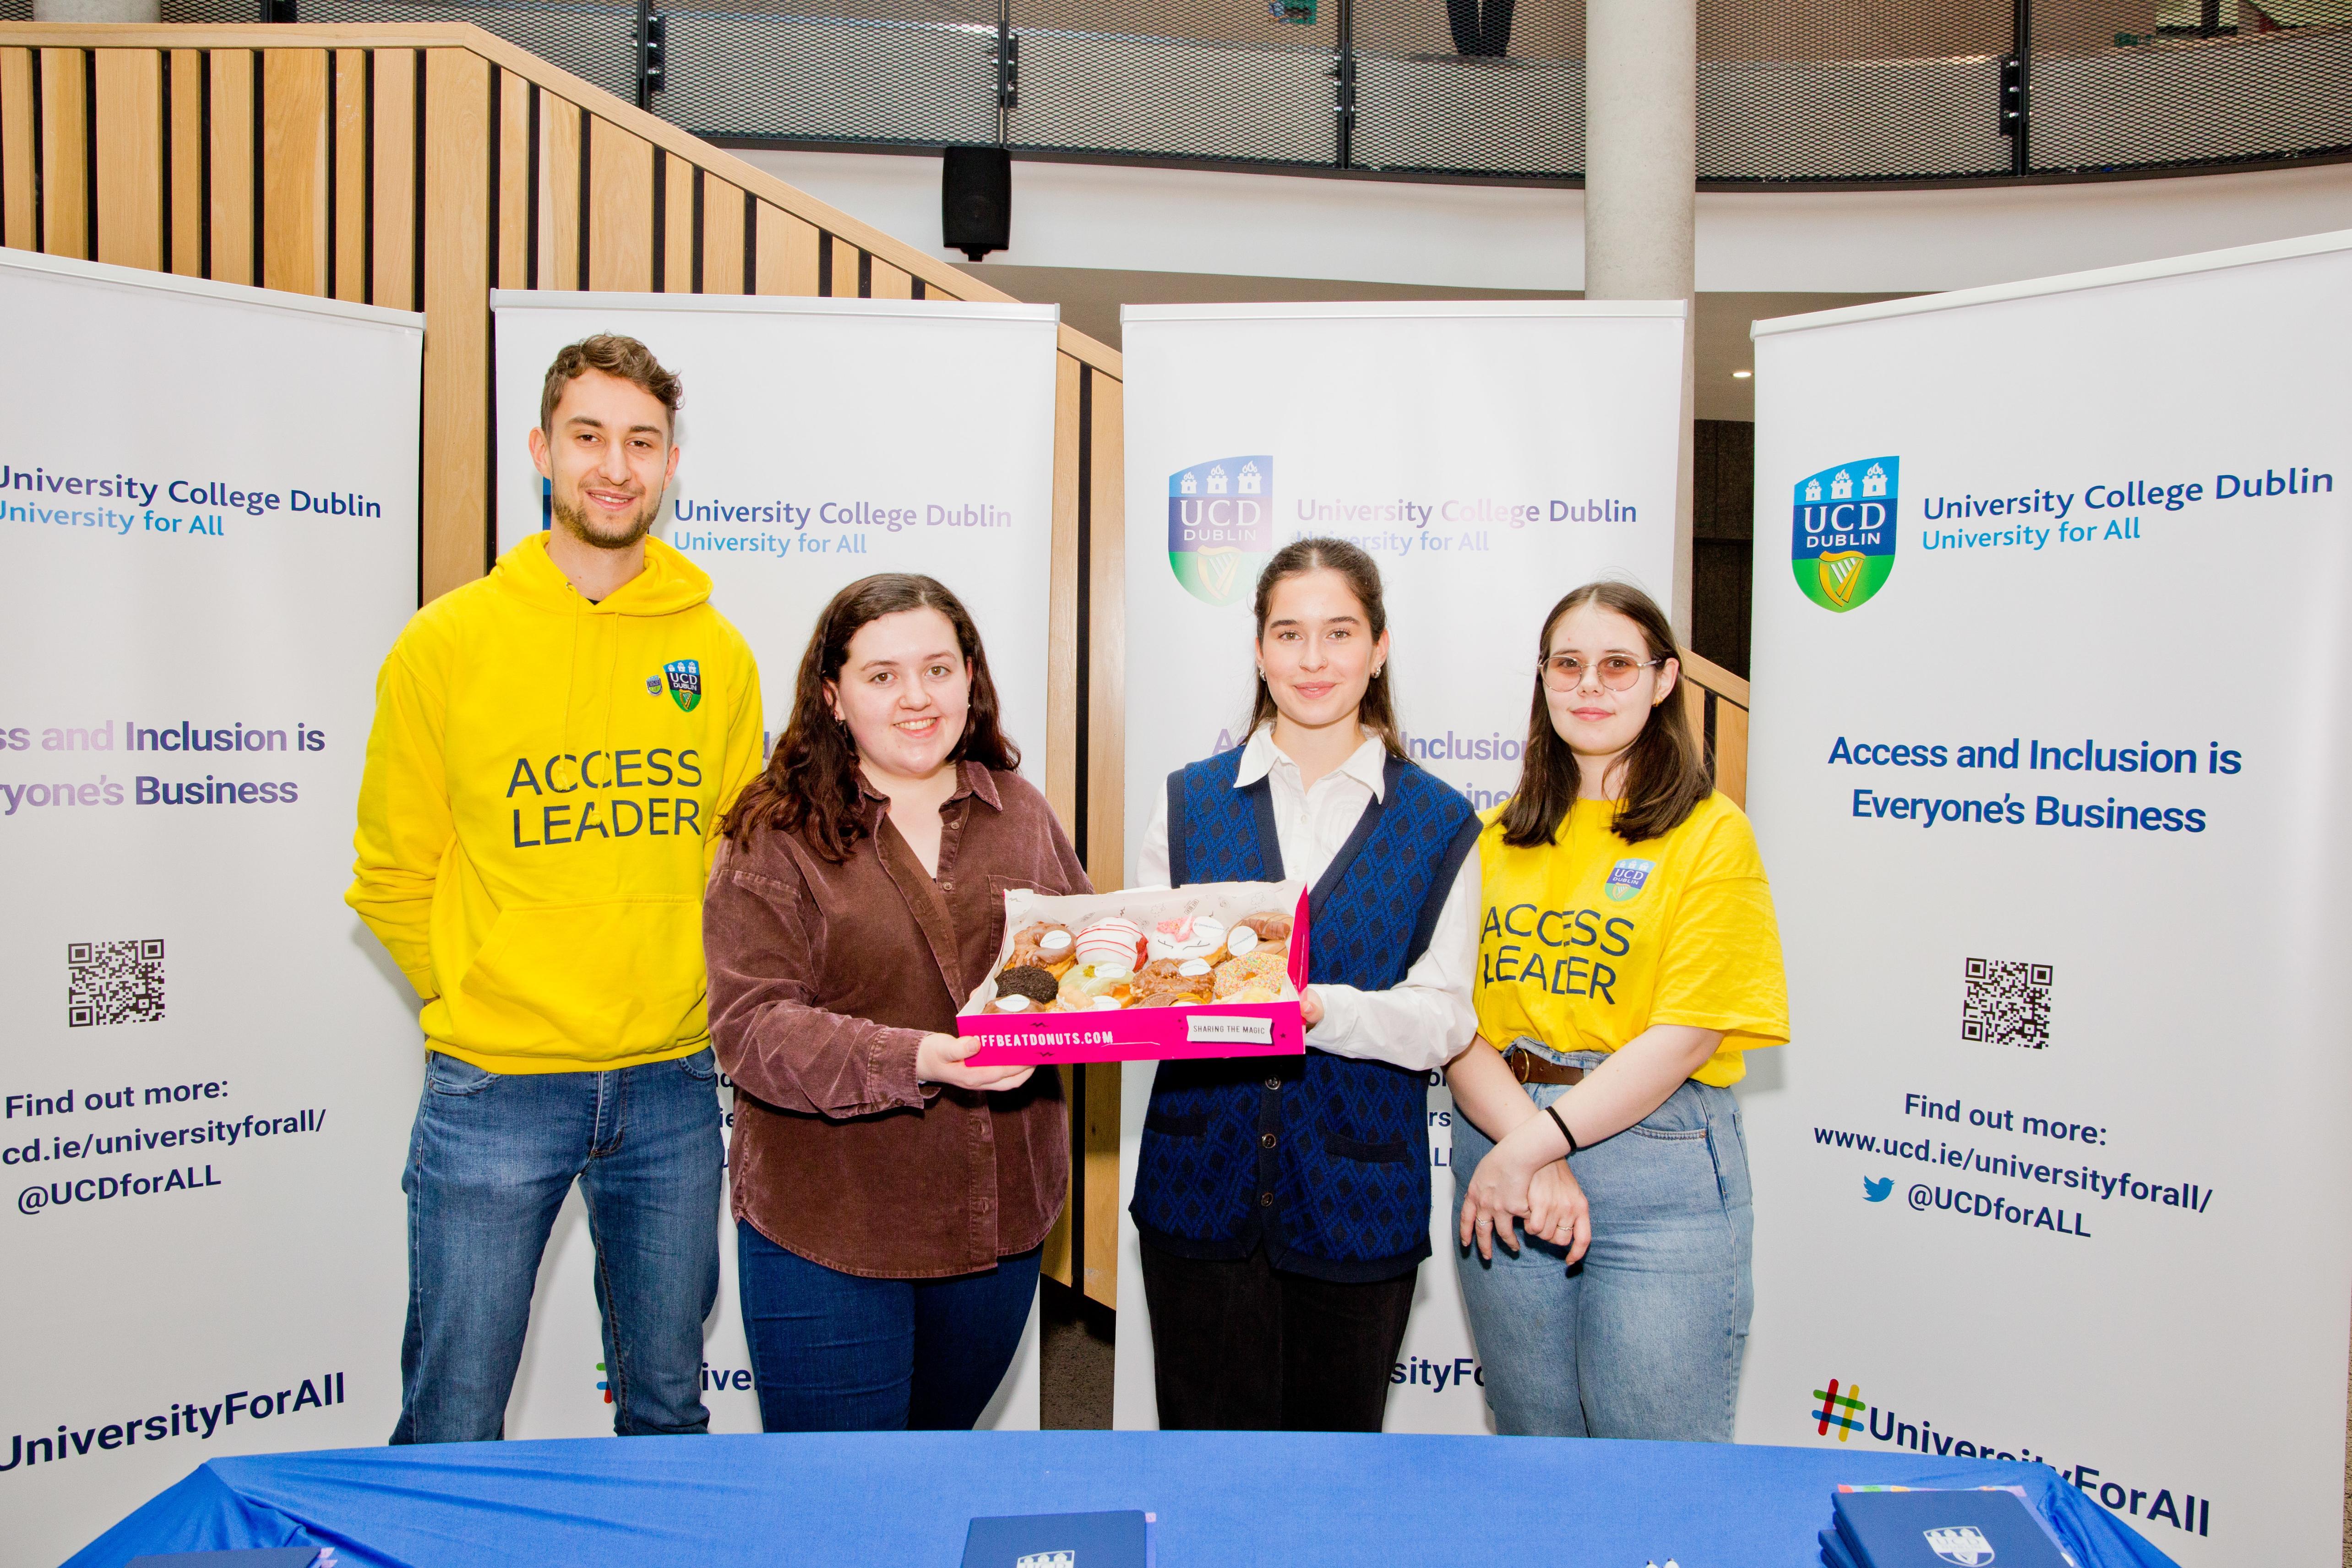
[1506,1047,1585,1086]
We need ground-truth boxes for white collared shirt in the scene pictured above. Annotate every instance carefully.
[1136,727,1481,1073]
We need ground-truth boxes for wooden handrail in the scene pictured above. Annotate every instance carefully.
[1678,648,1751,809]
[1681,647,1749,710]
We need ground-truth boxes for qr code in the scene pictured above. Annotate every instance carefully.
[68,939,166,1028]
[1961,958,2051,1049]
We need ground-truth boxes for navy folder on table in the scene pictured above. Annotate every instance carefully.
[962,1510,1152,1568]
[1833,1489,2068,1568]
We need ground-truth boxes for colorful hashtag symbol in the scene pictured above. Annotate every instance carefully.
[1812,1377,1864,1441]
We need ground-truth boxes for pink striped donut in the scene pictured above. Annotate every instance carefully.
[1073,918,1146,975]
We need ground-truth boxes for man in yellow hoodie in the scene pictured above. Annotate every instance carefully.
[348,335,763,1443]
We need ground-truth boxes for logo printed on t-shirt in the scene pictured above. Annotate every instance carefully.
[664,658,702,713]
[1604,858,1655,903]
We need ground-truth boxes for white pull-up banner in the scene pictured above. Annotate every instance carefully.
[1736,231,2352,1565]
[0,253,424,1567]
[1112,300,1687,1432]
[490,292,1062,1433]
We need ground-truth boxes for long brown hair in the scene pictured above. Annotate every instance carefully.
[1498,581,1711,848]
[1243,537,1407,760]
[723,574,1019,861]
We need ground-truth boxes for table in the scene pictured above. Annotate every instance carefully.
[67,1431,2178,1568]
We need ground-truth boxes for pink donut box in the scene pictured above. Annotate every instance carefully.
[958,887,1311,1066]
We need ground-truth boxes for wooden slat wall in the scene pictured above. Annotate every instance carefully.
[0,19,1131,1309]
[261,49,327,296]
[169,50,200,276]
[333,51,368,302]
[41,48,87,259]
[372,49,417,310]
[93,50,161,272]
[0,50,33,250]
[208,50,255,284]
[495,71,531,291]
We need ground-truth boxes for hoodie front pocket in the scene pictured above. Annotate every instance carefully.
[446,899,705,1059]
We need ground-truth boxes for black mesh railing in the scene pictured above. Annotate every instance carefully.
[155,0,2352,184]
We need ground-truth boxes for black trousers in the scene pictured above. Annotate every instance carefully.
[1139,1238,1417,1432]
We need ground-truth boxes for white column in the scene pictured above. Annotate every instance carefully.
[1585,0,1697,635]
[34,0,160,17]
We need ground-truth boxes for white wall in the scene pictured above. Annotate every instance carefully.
[733,146,2352,294]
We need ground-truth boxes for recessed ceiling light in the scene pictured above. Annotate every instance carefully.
[1732,370,1752,379]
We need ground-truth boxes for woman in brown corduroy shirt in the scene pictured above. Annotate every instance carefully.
[704,573,1088,1432]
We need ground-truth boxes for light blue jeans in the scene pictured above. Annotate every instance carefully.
[393,1048,724,1444]
[1453,1040,1753,1439]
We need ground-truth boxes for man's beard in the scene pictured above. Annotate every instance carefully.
[552,492,658,551]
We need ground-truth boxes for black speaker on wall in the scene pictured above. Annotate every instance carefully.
[942,146,1012,263]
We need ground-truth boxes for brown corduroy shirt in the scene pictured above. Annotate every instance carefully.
[705,762,1090,1278]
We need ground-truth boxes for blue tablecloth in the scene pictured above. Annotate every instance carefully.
[66,1431,2178,1568]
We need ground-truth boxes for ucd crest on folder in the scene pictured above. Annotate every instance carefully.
[1791,456,1898,612]
[1168,455,1274,607]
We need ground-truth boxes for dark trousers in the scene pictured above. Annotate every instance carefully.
[1139,1238,1416,1432]
[737,1224,1041,1432]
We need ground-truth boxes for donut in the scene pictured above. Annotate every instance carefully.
[1010,923,1077,977]
[1147,915,1228,966]
[1059,963,1132,1007]
[1225,982,1282,1005]
[1132,955,1214,1002]
[1073,919,1146,976]
[1213,950,1289,1000]
[995,964,1062,1007]
[1133,957,1190,988]
[1238,910,1292,938]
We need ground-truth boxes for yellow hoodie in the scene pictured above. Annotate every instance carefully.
[347,533,764,1073]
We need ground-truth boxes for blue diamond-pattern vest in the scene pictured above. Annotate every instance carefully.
[1130,745,1479,1282]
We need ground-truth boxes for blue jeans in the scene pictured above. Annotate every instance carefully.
[1453,1042,1753,1440]
[393,1048,723,1444]
[737,1223,1040,1432]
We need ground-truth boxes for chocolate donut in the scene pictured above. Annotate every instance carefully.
[996,964,1062,1006]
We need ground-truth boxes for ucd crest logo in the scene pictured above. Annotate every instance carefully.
[663,659,702,713]
[1924,1525,1996,1565]
[1168,455,1274,607]
[1792,456,1898,612]
[1604,858,1655,903]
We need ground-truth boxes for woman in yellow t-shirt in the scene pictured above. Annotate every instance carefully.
[1448,580,1787,1439]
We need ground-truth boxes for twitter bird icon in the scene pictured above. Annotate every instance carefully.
[1863,1176,1893,1203]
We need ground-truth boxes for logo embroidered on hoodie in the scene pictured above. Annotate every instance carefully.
[664,659,702,713]
[645,676,662,697]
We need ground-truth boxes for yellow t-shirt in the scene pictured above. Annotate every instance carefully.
[1475,791,1788,1087]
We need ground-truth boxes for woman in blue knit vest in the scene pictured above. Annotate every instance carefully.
[1130,538,1482,1432]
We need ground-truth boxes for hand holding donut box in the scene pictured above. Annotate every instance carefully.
[958,880,1312,1066]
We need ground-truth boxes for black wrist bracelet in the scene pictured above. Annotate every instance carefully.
[1545,1103,1580,1155]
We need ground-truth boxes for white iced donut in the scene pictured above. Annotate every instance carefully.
[1148,914,1229,964]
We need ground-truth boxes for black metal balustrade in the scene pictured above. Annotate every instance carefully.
[126,0,2352,184]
